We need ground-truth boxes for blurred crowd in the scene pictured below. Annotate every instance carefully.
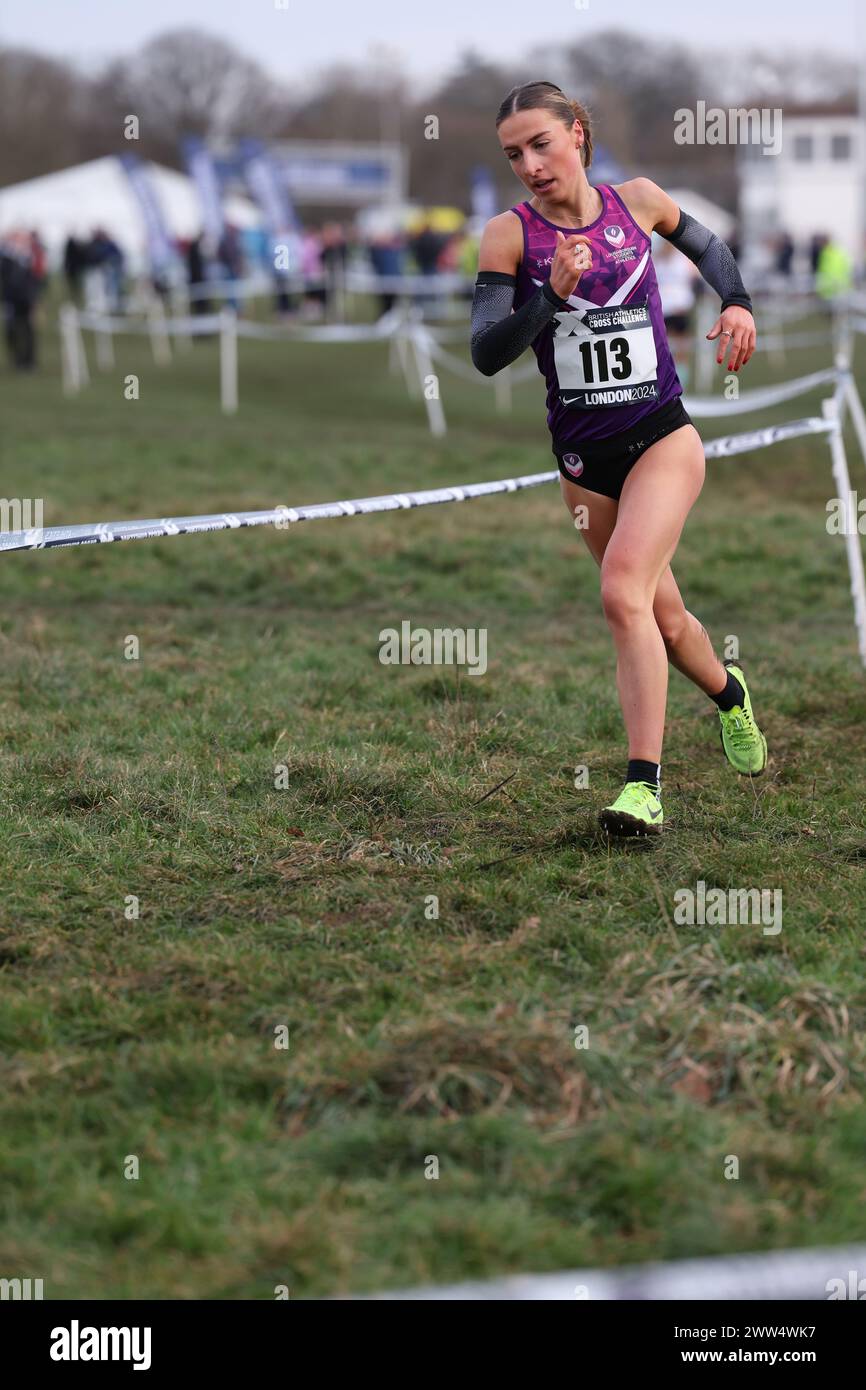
[757,227,855,296]
[0,229,47,368]
[64,229,126,311]
[0,213,858,375]
[179,220,353,318]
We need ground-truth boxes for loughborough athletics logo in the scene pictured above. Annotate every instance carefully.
[562,454,584,478]
[604,225,625,247]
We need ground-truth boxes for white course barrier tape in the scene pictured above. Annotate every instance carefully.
[183,270,473,302]
[76,309,399,345]
[703,415,835,455]
[424,335,485,384]
[752,330,834,351]
[685,367,842,418]
[76,311,224,335]
[344,270,474,296]
[188,275,326,300]
[421,323,478,344]
[234,317,399,344]
[0,471,556,554]
[422,330,539,386]
[423,336,843,417]
[0,415,837,556]
[360,1244,866,1300]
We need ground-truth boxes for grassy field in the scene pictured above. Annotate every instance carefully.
[1,298,865,1299]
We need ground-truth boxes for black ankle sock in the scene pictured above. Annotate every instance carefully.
[711,668,745,712]
[626,758,661,792]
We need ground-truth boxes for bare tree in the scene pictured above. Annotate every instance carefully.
[409,52,524,210]
[0,49,85,184]
[101,29,284,163]
[0,26,856,216]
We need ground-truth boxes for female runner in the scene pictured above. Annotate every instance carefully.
[471,81,767,836]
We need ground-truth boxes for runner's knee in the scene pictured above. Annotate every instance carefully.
[600,566,654,628]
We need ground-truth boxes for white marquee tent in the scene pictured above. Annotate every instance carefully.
[663,189,735,240]
[0,157,263,270]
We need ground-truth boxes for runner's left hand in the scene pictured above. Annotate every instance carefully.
[706,306,756,372]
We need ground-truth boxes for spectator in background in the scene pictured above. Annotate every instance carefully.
[368,230,405,315]
[186,233,211,315]
[409,220,447,277]
[450,228,479,305]
[272,227,304,318]
[63,235,87,302]
[774,230,795,278]
[815,235,853,302]
[408,219,449,311]
[300,228,327,319]
[1,229,41,370]
[320,221,348,314]
[29,231,47,284]
[216,224,244,313]
[88,228,125,313]
[809,233,828,276]
[219,225,243,277]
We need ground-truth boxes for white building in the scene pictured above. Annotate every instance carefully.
[737,103,864,275]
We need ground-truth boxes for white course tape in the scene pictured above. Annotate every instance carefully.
[77,310,400,345]
[0,416,836,555]
[424,335,486,383]
[77,312,224,335]
[0,472,559,554]
[362,1243,866,1301]
[188,275,324,300]
[753,330,834,351]
[420,342,842,408]
[344,270,473,295]
[685,367,841,418]
[234,318,399,344]
[423,330,538,386]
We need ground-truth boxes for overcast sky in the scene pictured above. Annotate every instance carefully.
[0,0,861,89]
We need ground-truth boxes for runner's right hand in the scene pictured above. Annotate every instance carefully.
[550,231,593,300]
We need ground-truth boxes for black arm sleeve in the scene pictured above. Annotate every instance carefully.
[470,270,570,376]
[660,210,753,315]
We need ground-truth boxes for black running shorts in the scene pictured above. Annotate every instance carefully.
[555,396,695,501]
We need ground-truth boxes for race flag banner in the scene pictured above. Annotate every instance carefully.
[470,166,497,224]
[181,136,226,245]
[237,137,301,274]
[117,155,175,275]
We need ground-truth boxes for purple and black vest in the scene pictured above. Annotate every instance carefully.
[511,184,681,451]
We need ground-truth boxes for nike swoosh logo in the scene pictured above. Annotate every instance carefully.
[648,807,662,820]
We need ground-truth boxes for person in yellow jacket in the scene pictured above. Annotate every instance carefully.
[815,237,853,299]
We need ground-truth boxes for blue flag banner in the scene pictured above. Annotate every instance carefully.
[237,138,302,274]
[181,136,226,244]
[470,166,497,223]
[238,138,299,236]
[118,154,175,273]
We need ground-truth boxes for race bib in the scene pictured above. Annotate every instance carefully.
[553,301,659,409]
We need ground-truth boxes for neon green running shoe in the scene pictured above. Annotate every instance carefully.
[717,661,768,776]
[598,780,663,837]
